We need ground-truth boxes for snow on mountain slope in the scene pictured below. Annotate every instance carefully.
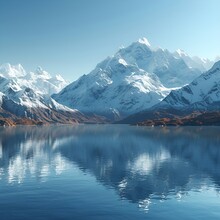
[53,37,211,120]
[53,55,173,120]
[158,60,220,110]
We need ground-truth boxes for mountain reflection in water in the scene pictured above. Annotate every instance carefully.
[0,125,220,212]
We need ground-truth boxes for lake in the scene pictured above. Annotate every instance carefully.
[0,125,220,220]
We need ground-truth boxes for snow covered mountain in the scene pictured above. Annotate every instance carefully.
[159,60,220,110]
[121,61,220,125]
[53,38,210,120]
[53,56,172,120]
[0,63,96,125]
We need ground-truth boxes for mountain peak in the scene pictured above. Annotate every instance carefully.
[35,66,44,74]
[35,66,51,79]
[138,37,151,47]
[0,63,26,78]
[175,49,188,57]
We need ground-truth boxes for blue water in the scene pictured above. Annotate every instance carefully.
[0,125,220,219]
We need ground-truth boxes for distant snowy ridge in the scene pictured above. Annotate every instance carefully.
[0,63,71,111]
[0,63,68,95]
[173,49,214,71]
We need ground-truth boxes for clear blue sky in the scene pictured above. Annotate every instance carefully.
[0,0,219,81]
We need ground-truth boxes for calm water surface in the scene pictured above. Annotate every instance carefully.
[0,125,220,219]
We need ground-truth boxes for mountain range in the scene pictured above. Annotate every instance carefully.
[0,38,219,125]
[53,38,214,120]
[0,64,105,125]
